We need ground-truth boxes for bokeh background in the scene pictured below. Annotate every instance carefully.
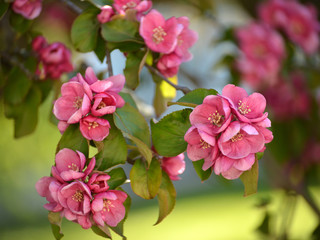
[1,0,320,239]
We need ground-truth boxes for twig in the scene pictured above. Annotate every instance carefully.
[167,101,197,108]
[105,43,113,77]
[145,64,191,94]
[58,0,83,14]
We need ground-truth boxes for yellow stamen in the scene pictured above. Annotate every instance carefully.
[152,26,167,44]
[238,100,251,115]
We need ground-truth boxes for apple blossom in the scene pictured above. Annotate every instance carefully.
[113,0,152,20]
[12,0,42,19]
[161,154,186,181]
[80,115,111,141]
[156,53,181,78]
[87,173,111,193]
[97,5,114,24]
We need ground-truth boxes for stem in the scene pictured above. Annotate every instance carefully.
[105,43,113,77]
[167,101,197,108]
[145,64,191,95]
[58,0,83,14]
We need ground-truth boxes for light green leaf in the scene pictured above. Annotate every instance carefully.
[101,19,141,42]
[107,168,127,190]
[48,212,64,240]
[192,160,212,182]
[91,225,111,239]
[240,160,259,197]
[177,88,218,105]
[119,92,137,109]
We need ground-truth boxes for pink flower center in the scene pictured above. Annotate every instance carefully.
[253,45,266,58]
[231,132,244,142]
[178,36,183,46]
[88,121,99,130]
[126,1,137,9]
[200,139,211,149]
[152,26,167,44]
[68,163,79,171]
[208,110,224,127]
[291,21,304,35]
[238,100,251,115]
[72,190,84,202]
[97,101,107,109]
[103,199,114,212]
[74,97,83,109]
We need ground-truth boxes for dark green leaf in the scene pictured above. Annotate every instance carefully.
[107,168,127,190]
[35,79,54,103]
[56,124,89,157]
[256,152,264,161]
[94,35,107,63]
[192,159,212,181]
[151,109,192,157]
[114,103,151,147]
[177,88,218,105]
[130,158,162,199]
[4,67,32,105]
[101,19,141,43]
[119,92,137,109]
[155,171,176,225]
[91,225,111,239]
[14,85,42,138]
[48,211,64,240]
[0,2,9,20]
[240,160,259,197]
[71,8,100,52]
[9,12,32,33]
[95,124,127,171]
[107,41,145,52]
[256,211,270,235]
[311,222,320,240]
[124,50,148,90]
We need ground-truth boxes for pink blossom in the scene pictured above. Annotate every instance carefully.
[80,115,111,141]
[87,173,111,193]
[12,0,42,19]
[221,84,268,123]
[214,154,256,180]
[51,148,95,182]
[36,177,63,212]
[97,5,114,24]
[184,126,219,171]
[92,190,127,227]
[53,82,91,124]
[161,154,186,181]
[218,121,265,159]
[174,17,198,62]
[156,53,181,78]
[259,0,289,28]
[113,0,152,20]
[91,93,118,116]
[32,36,47,52]
[189,95,232,137]
[57,121,69,134]
[139,9,183,54]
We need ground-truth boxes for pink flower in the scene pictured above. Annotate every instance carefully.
[32,36,47,52]
[57,121,69,134]
[97,5,114,24]
[51,148,96,182]
[259,0,288,28]
[221,84,268,123]
[53,82,91,124]
[58,181,92,216]
[92,190,127,227]
[184,126,219,170]
[156,53,181,78]
[80,115,111,141]
[113,0,152,20]
[36,177,63,212]
[218,121,265,159]
[87,173,111,193]
[161,154,186,181]
[12,0,42,19]
[189,95,232,137]
[91,93,118,116]
[174,17,198,62]
[213,154,256,180]
[139,9,183,54]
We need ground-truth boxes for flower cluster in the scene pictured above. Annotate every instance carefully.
[161,153,186,181]
[259,0,320,54]
[53,67,125,141]
[12,0,42,19]
[140,9,198,78]
[36,148,127,229]
[184,84,273,180]
[32,36,73,80]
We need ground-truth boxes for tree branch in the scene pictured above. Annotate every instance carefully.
[58,0,83,14]
[105,43,113,77]
[145,64,191,94]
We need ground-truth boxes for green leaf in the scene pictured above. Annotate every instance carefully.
[48,212,64,240]
[34,79,54,103]
[114,103,151,147]
[107,168,127,190]
[4,67,32,105]
[192,160,212,181]
[0,2,9,20]
[151,109,192,157]
[153,82,167,118]
[124,50,148,90]
[14,85,42,138]
[94,35,107,63]
[130,158,162,199]
[71,8,100,52]
[95,125,127,171]
[256,211,271,235]
[91,225,111,239]
[101,19,141,43]
[56,124,89,157]
[9,12,32,33]
[240,160,259,197]
[155,171,176,225]
[177,88,218,105]
[119,92,137,109]
[107,41,145,52]
[87,0,113,8]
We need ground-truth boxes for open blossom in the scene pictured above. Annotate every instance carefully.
[113,0,152,20]
[51,148,95,182]
[140,9,183,54]
[87,173,111,193]
[161,154,186,181]
[259,0,320,54]
[92,190,127,227]
[80,115,111,141]
[12,0,42,19]
[97,5,114,24]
